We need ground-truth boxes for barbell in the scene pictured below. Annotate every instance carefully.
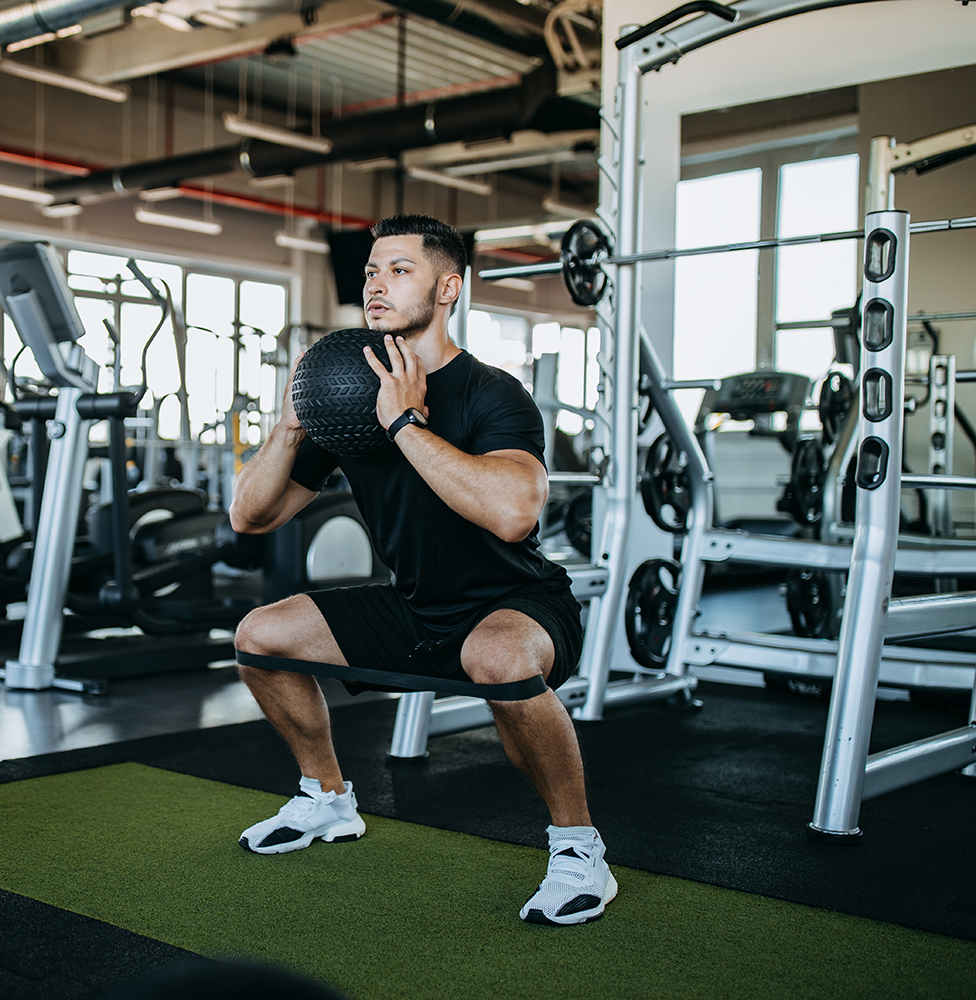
[479,215,976,307]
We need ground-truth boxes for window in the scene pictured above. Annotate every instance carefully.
[775,154,860,378]
[676,123,860,427]
[0,249,290,447]
[673,168,762,425]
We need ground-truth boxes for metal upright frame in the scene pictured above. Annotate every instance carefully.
[391,0,976,758]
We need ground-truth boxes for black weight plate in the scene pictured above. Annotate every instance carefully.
[625,558,681,669]
[560,220,610,307]
[564,492,592,557]
[640,433,690,534]
[785,568,843,639]
[818,371,854,445]
[787,437,825,526]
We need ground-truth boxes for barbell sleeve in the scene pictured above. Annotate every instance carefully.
[478,260,566,282]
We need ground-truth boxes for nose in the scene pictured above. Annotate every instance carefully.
[365,273,384,297]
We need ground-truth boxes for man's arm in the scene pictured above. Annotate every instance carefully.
[397,433,548,543]
[364,335,548,543]
[229,355,321,535]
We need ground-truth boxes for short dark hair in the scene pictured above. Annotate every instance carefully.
[370,214,467,277]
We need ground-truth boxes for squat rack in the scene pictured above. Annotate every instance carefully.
[390,0,976,833]
[471,0,976,837]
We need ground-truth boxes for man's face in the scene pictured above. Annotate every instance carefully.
[364,234,441,337]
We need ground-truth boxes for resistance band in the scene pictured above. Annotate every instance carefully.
[235,649,548,701]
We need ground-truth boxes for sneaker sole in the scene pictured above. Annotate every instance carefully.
[520,872,618,926]
[240,815,366,854]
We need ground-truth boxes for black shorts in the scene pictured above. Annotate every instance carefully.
[306,584,583,694]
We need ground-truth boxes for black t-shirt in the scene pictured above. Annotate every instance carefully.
[290,350,571,633]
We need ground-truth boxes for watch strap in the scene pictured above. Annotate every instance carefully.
[387,408,424,441]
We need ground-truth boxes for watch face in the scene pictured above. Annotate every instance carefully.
[408,407,428,426]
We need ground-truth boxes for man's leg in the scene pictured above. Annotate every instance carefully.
[461,609,616,925]
[236,593,349,793]
[235,594,365,853]
[461,609,589,826]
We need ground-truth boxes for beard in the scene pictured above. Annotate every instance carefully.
[367,281,438,338]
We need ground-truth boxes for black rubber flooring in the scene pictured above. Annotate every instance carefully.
[1,680,974,997]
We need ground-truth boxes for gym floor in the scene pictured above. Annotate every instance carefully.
[0,578,909,761]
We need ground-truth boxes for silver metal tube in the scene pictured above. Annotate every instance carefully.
[574,35,641,722]
[862,726,976,800]
[810,210,910,838]
[884,591,976,640]
[5,388,92,689]
[902,474,976,490]
[388,691,436,759]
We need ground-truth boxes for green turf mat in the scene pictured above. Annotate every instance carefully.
[0,763,973,1000]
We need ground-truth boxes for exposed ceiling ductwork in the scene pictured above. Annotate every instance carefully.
[44,62,598,205]
[0,0,125,46]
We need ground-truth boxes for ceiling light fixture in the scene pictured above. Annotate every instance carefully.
[0,59,129,102]
[405,166,493,197]
[541,197,597,220]
[0,183,54,205]
[274,232,331,254]
[138,187,184,202]
[135,207,222,236]
[347,157,399,172]
[6,24,82,53]
[447,149,581,177]
[39,202,83,218]
[191,9,242,30]
[493,277,536,292]
[130,5,193,32]
[474,220,569,243]
[249,174,295,189]
[222,113,333,155]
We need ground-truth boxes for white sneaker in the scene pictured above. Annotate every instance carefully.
[239,777,366,854]
[520,826,618,925]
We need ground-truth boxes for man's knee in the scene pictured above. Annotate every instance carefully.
[461,610,553,686]
[235,604,278,657]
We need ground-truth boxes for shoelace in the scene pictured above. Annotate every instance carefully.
[278,792,335,821]
[546,844,593,884]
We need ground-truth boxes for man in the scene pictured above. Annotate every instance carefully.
[230,214,616,925]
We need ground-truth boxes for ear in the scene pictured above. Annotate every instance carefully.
[440,272,462,306]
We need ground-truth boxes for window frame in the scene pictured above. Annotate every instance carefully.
[680,119,859,373]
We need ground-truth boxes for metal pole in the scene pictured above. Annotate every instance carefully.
[574,32,641,722]
[808,209,910,839]
[5,389,92,689]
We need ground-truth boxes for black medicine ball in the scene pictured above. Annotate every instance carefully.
[291,328,392,457]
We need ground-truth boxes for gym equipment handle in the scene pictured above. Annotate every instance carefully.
[616,2,737,50]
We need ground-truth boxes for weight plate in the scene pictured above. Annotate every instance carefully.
[818,371,854,445]
[561,220,610,307]
[640,433,691,534]
[785,568,844,639]
[564,492,592,557]
[625,558,681,669]
[787,437,825,526]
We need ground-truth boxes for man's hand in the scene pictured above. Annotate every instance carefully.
[364,335,428,430]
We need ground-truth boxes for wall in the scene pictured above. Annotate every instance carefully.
[859,64,976,509]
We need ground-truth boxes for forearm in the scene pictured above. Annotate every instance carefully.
[229,421,309,533]
[395,425,547,542]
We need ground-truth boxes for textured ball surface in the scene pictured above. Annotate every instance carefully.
[291,328,391,457]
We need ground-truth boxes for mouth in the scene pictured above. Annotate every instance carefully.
[366,300,390,316]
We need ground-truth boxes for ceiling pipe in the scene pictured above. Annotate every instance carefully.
[46,62,597,204]
[0,0,126,46]
[378,0,556,58]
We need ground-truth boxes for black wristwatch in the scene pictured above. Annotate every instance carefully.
[387,407,429,441]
